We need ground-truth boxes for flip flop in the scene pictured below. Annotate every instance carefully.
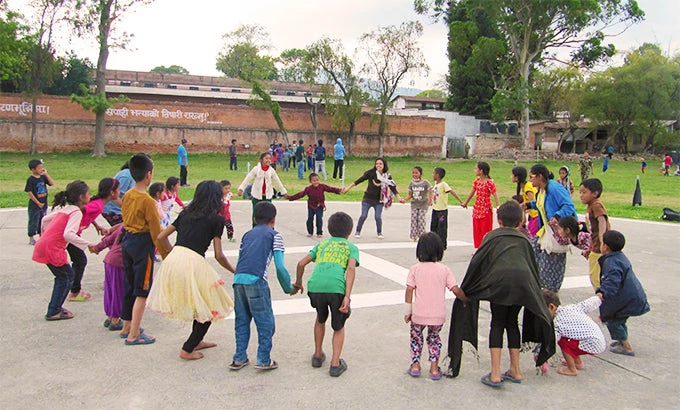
[610,345,635,356]
[501,371,522,384]
[430,368,442,381]
[311,353,326,368]
[228,358,250,371]
[407,366,421,378]
[124,333,155,346]
[45,309,74,321]
[120,328,144,339]
[254,360,279,371]
[481,373,503,388]
[68,291,92,302]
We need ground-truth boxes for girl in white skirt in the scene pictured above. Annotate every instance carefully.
[149,180,235,360]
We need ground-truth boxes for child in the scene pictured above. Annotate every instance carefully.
[430,167,463,250]
[149,182,165,222]
[404,232,460,380]
[160,176,185,227]
[557,166,575,194]
[148,181,236,360]
[294,212,359,377]
[91,226,125,331]
[579,178,610,289]
[511,166,538,237]
[282,145,292,172]
[447,201,554,387]
[597,230,650,356]
[287,173,342,237]
[120,153,168,345]
[543,289,606,376]
[307,144,314,171]
[219,180,235,242]
[556,216,591,258]
[602,155,609,173]
[32,180,91,321]
[67,177,121,302]
[400,166,432,242]
[641,158,647,174]
[229,201,296,371]
[26,159,55,245]
[462,162,500,250]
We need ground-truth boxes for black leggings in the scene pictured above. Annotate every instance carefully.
[182,320,212,353]
[489,303,522,349]
[67,243,87,294]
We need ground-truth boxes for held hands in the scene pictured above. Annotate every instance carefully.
[460,201,468,208]
[87,244,99,254]
[290,282,304,296]
[399,198,406,204]
[237,189,244,197]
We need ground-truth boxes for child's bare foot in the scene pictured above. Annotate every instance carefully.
[561,358,585,370]
[557,366,578,376]
[195,341,217,350]
[179,350,204,360]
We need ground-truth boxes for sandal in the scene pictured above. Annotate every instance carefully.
[124,333,156,346]
[120,328,144,339]
[228,358,250,371]
[108,321,123,331]
[430,367,442,381]
[45,308,74,321]
[407,365,421,378]
[501,371,522,384]
[481,373,503,388]
[610,345,635,356]
[254,360,279,371]
[329,359,347,377]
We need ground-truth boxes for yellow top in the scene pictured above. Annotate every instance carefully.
[122,189,166,257]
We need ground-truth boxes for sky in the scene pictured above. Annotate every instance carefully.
[6,0,680,90]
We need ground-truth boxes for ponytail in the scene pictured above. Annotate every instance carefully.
[90,178,119,201]
[51,180,89,210]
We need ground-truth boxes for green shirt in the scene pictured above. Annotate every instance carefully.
[307,237,360,294]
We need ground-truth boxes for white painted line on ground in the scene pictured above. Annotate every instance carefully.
[357,251,409,286]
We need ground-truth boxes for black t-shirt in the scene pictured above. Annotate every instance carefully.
[25,174,49,209]
[172,213,225,256]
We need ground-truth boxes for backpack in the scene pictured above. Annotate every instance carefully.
[314,146,326,161]
[662,208,680,222]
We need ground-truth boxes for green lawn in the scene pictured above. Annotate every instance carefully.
[1,151,678,222]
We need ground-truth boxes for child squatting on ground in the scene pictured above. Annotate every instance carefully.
[404,232,462,380]
[229,201,297,371]
[294,211,359,377]
[596,230,650,357]
[543,289,606,376]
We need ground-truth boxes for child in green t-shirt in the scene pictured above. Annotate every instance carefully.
[294,212,359,377]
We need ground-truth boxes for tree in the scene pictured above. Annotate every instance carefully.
[69,0,155,157]
[416,89,446,98]
[44,54,94,96]
[150,65,189,75]
[278,48,310,83]
[306,37,367,155]
[0,10,32,87]
[357,21,429,156]
[416,0,645,149]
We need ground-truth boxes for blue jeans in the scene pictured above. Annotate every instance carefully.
[297,160,305,179]
[606,317,629,341]
[307,207,324,235]
[233,280,275,366]
[356,201,383,235]
[46,264,74,317]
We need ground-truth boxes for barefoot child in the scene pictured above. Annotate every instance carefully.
[91,226,125,331]
[26,159,54,245]
[597,230,650,357]
[462,162,500,250]
[32,181,91,321]
[404,232,461,380]
[287,173,342,237]
[543,289,605,376]
[400,166,432,241]
[148,181,235,360]
[294,212,358,377]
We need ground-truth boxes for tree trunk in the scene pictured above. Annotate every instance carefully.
[378,107,387,157]
[92,4,112,157]
[30,93,38,154]
[347,120,355,155]
[520,63,531,150]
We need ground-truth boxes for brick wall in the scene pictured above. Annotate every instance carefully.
[0,94,445,156]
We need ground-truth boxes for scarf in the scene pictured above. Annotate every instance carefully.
[261,165,269,195]
[377,171,396,208]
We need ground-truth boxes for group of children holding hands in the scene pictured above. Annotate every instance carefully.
[27,154,650,385]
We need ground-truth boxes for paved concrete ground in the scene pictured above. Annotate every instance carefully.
[0,200,678,409]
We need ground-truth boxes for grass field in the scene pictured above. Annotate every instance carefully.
[1,151,678,222]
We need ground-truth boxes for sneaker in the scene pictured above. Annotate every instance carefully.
[311,353,326,368]
[254,359,279,370]
[329,358,347,377]
[228,238,235,243]
[377,234,384,239]
[354,233,361,239]
[29,238,36,246]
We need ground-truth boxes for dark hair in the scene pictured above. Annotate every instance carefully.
[580,178,603,198]
[254,201,277,224]
[120,161,129,171]
[52,180,89,209]
[497,200,524,228]
[530,164,554,181]
[412,166,423,176]
[149,182,165,198]
[220,179,231,187]
[542,289,561,307]
[231,139,236,143]
[28,159,42,170]
[299,139,303,144]
[129,153,153,182]
[416,232,444,262]
[603,230,625,252]
[259,152,271,161]
[374,157,389,173]
[308,172,319,182]
[166,176,180,191]
[477,161,491,178]
[327,212,353,238]
[512,166,527,198]
[434,167,446,179]
[317,139,323,146]
[557,216,580,239]
[181,180,223,220]
[91,177,119,201]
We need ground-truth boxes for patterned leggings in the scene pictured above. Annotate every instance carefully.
[410,323,443,363]
[409,208,427,240]
[225,219,234,240]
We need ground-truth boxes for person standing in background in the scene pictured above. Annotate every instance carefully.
[178,138,189,186]
[333,138,345,180]
[229,139,238,171]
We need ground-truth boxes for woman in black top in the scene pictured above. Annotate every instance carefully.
[342,157,400,239]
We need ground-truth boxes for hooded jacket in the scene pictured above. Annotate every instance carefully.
[334,138,345,160]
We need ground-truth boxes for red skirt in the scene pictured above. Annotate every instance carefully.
[473,212,493,248]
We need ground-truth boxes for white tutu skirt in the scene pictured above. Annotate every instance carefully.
[147,246,234,323]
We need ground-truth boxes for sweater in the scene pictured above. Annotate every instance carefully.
[597,252,650,321]
[287,184,341,210]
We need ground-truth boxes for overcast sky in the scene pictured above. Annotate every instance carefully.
[7,0,680,89]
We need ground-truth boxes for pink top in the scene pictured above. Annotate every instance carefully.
[33,205,89,266]
[472,178,496,219]
[406,262,457,325]
[78,199,104,234]
[92,226,124,268]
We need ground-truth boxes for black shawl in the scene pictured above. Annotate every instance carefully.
[446,228,555,377]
